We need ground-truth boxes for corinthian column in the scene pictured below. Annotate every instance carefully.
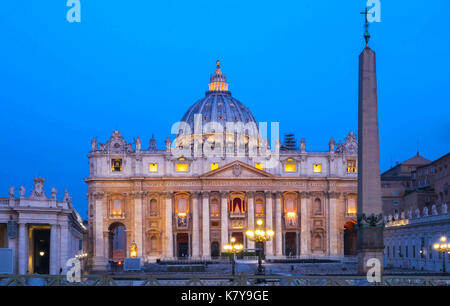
[300,191,310,256]
[220,192,228,250]
[247,191,255,249]
[275,192,282,257]
[265,191,274,257]
[133,191,144,257]
[202,192,210,258]
[165,192,174,259]
[92,192,107,271]
[192,192,200,259]
[328,191,339,256]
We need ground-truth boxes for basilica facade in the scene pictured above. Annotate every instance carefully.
[86,62,359,270]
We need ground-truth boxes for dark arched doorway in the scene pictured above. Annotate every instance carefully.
[108,223,127,262]
[344,221,357,256]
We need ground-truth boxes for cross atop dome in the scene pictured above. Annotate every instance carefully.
[208,60,229,92]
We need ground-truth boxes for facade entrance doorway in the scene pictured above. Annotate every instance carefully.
[176,233,189,258]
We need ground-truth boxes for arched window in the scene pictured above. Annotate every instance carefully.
[232,198,243,214]
[314,198,322,215]
[177,198,187,214]
[210,198,219,217]
[149,199,158,216]
[255,198,264,216]
[286,198,295,212]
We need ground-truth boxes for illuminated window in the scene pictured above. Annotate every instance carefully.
[211,163,219,171]
[111,159,123,172]
[284,163,296,172]
[176,158,188,172]
[313,164,322,173]
[111,199,124,217]
[347,160,357,173]
[347,196,357,215]
[149,163,158,172]
[255,163,263,171]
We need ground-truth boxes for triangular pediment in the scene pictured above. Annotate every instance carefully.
[200,160,274,179]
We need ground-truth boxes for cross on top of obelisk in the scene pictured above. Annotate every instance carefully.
[360,7,371,46]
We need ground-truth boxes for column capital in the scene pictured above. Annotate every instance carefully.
[93,192,105,200]
[201,191,210,198]
[274,191,282,198]
[219,191,228,197]
[300,191,311,199]
[264,190,273,197]
[160,191,173,198]
[327,191,340,199]
[247,191,255,197]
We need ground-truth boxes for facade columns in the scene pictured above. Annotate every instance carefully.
[328,191,339,256]
[18,223,27,275]
[50,224,59,274]
[300,191,311,256]
[265,191,274,257]
[92,192,107,271]
[275,192,283,257]
[247,191,255,250]
[202,192,210,258]
[220,192,228,249]
[192,192,200,259]
[133,191,144,257]
[164,192,174,259]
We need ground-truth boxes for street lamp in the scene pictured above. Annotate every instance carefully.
[245,219,274,275]
[223,237,244,276]
[433,236,449,273]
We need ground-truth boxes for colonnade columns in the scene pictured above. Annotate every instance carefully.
[192,192,200,259]
[247,191,255,250]
[164,192,174,259]
[92,192,107,271]
[264,191,274,257]
[220,192,228,249]
[50,224,59,274]
[300,191,311,256]
[275,192,283,257]
[18,222,28,274]
[60,222,69,274]
[202,191,210,259]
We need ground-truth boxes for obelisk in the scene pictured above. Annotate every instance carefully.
[356,10,384,274]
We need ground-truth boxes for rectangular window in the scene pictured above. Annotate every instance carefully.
[112,199,123,217]
[111,159,123,172]
[284,163,296,172]
[176,163,189,172]
[347,160,357,173]
[255,163,263,171]
[313,164,322,173]
[149,163,158,172]
[79,240,82,251]
[347,196,357,215]
[210,163,219,171]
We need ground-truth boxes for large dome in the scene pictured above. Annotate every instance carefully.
[178,61,258,137]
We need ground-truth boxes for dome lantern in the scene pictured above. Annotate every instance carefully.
[208,60,229,92]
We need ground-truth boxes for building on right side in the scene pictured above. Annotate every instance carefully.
[383,152,450,271]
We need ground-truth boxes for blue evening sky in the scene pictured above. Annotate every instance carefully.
[0,1,449,219]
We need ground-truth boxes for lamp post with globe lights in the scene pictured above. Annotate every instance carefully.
[433,236,450,273]
[245,219,274,275]
[223,237,244,276]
